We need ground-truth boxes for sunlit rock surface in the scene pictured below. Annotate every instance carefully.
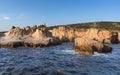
[74,38,112,55]
[0,25,61,48]
[50,26,119,44]
[49,26,75,42]
[0,25,120,48]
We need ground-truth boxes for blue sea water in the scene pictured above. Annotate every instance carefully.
[0,43,120,75]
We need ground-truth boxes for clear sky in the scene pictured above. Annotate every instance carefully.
[0,0,120,31]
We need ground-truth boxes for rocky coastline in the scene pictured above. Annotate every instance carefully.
[49,25,120,54]
[1,22,120,54]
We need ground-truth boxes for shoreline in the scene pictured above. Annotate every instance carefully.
[1,21,120,54]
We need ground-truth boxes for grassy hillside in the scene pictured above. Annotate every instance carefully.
[48,21,120,31]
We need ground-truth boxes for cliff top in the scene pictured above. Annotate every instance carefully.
[48,21,120,31]
[1,21,120,33]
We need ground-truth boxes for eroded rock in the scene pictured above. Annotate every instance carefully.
[50,27,115,44]
[74,38,112,55]
[0,25,61,48]
[81,28,112,43]
[49,26,75,42]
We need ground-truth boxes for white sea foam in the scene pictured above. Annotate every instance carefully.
[93,52,107,56]
[61,49,76,54]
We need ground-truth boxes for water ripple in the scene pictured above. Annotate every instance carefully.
[0,43,120,75]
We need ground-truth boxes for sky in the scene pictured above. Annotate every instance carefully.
[0,0,120,31]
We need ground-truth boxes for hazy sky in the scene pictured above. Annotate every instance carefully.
[0,0,120,31]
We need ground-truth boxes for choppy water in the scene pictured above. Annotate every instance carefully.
[0,43,120,75]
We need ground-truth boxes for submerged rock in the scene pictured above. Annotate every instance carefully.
[74,38,112,55]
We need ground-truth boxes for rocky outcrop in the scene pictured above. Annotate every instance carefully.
[74,38,112,55]
[0,25,61,48]
[0,24,120,49]
[4,27,23,40]
[23,28,60,47]
[50,27,120,44]
[49,26,75,42]
[82,28,112,43]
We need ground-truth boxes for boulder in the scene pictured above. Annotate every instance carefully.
[74,38,112,55]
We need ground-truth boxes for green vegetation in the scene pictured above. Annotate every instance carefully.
[48,21,120,31]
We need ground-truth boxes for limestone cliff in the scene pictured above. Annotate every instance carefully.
[50,26,119,44]
[49,26,75,42]
[81,28,111,43]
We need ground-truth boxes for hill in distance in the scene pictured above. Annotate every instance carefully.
[1,21,120,33]
[48,21,120,31]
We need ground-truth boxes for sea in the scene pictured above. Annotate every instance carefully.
[0,43,120,75]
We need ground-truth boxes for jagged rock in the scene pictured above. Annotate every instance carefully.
[38,24,46,30]
[5,27,23,39]
[32,29,47,38]
[74,38,112,55]
[12,26,16,29]
[0,25,61,48]
[0,24,120,48]
[23,26,32,35]
[23,28,61,47]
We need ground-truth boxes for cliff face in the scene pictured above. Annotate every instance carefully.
[81,28,111,43]
[0,25,60,48]
[49,26,75,42]
[50,26,119,44]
